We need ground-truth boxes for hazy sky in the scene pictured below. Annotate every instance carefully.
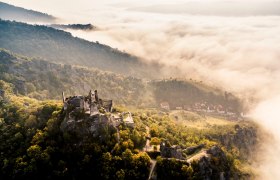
[3,0,280,21]
[2,1,280,178]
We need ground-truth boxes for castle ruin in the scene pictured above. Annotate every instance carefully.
[61,90,134,135]
[62,90,113,119]
[160,141,184,159]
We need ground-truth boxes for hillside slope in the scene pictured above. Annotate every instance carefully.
[0,19,161,78]
[0,49,147,105]
[0,49,243,111]
[0,2,55,23]
[150,79,242,113]
[0,81,260,179]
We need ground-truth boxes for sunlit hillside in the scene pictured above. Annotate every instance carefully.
[0,0,279,179]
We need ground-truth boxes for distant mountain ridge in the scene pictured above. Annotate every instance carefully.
[0,19,161,78]
[0,1,55,23]
[0,48,242,112]
[49,23,96,31]
[0,48,146,105]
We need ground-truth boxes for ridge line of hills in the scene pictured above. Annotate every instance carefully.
[0,19,164,78]
[0,1,56,23]
[0,48,243,113]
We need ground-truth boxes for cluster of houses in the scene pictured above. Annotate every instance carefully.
[111,112,135,128]
[160,101,240,119]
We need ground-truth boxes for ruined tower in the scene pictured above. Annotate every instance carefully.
[62,91,65,103]
[89,90,99,116]
[94,90,99,103]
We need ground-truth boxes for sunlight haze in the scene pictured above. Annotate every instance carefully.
[1,0,280,179]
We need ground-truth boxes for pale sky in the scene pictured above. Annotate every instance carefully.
[3,0,280,19]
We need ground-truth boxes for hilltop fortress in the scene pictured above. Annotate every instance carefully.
[61,90,134,138]
[62,90,112,119]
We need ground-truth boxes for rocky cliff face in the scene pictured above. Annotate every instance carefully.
[60,111,118,145]
[156,145,236,180]
[155,121,260,179]
[211,123,258,160]
[188,146,231,180]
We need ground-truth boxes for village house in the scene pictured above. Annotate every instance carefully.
[175,106,183,110]
[206,105,215,113]
[216,105,226,114]
[160,102,170,111]
[183,105,192,111]
[122,112,135,128]
[111,113,122,126]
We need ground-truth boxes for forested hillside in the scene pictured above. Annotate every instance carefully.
[0,49,148,106]
[0,20,161,78]
[0,2,55,23]
[49,24,95,31]
[150,79,242,112]
[0,80,260,179]
[0,81,151,179]
[0,49,243,111]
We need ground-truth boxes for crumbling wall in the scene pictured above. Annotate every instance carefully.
[160,142,184,159]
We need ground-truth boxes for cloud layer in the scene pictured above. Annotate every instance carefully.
[66,3,280,178]
[70,13,280,100]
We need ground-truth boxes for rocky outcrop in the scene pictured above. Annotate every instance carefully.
[156,145,233,179]
[60,114,111,137]
[184,144,205,155]
[160,142,184,159]
[212,124,258,160]
[191,146,230,180]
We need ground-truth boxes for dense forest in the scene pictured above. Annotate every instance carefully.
[0,48,147,106]
[150,79,242,112]
[0,49,242,112]
[0,81,151,179]
[0,19,162,78]
[49,24,96,31]
[0,80,260,179]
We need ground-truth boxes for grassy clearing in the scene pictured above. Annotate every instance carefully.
[170,110,235,129]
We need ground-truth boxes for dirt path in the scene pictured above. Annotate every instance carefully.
[142,126,157,180]
[148,159,156,180]
[187,150,208,163]
[143,126,153,151]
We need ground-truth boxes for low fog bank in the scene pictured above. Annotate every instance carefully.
[252,96,280,179]
[65,3,280,178]
[69,15,280,101]
[129,1,280,17]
